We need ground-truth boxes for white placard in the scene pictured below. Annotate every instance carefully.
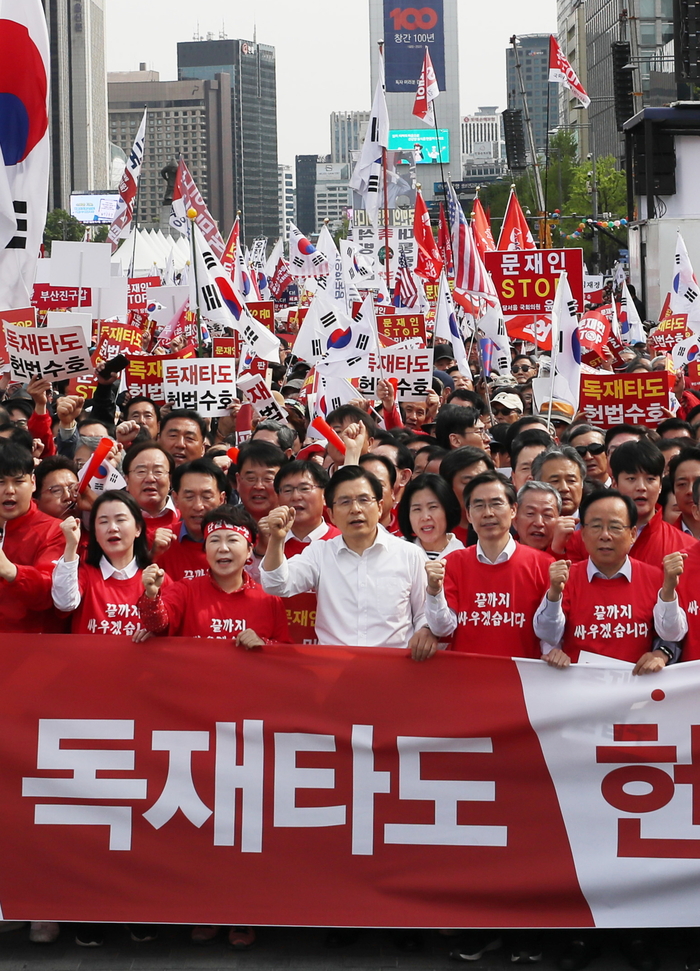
[3,321,92,382]
[162,358,236,417]
[50,242,113,290]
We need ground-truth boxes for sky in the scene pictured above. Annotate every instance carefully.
[104,0,556,167]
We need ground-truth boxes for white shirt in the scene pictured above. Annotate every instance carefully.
[52,555,139,612]
[248,520,332,584]
[260,528,428,648]
[141,496,177,519]
[425,535,517,637]
[413,532,464,561]
[533,555,687,649]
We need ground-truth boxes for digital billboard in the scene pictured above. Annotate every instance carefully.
[383,0,446,92]
[69,193,120,224]
[387,129,450,164]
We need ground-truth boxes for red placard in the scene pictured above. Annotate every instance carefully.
[484,248,584,316]
[212,337,237,358]
[578,310,611,353]
[31,285,92,310]
[505,314,553,351]
[128,276,161,310]
[67,372,98,399]
[377,313,426,345]
[579,370,671,427]
[124,354,179,405]
[650,313,692,354]
[94,322,143,363]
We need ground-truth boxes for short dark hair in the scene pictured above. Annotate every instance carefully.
[124,396,160,422]
[656,437,692,455]
[325,404,377,439]
[6,397,34,421]
[685,404,700,426]
[446,389,484,413]
[370,431,416,472]
[397,472,461,539]
[274,459,329,492]
[610,438,664,480]
[434,405,481,449]
[669,446,700,487]
[656,417,694,438]
[324,465,383,507]
[414,444,448,468]
[0,426,34,452]
[505,415,552,451]
[510,429,553,468]
[77,416,111,435]
[200,503,258,547]
[34,455,78,496]
[0,442,34,476]
[122,440,175,477]
[439,446,494,486]
[579,488,638,529]
[463,470,517,509]
[360,452,397,488]
[159,409,207,440]
[566,423,605,445]
[512,354,536,367]
[236,440,286,473]
[172,457,228,495]
[87,491,151,569]
[604,424,647,451]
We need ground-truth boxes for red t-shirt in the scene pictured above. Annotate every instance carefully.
[70,562,170,635]
[675,542,700,661]
[284,524,341,643]
[143,506,181,546]
[564,510,696,565]
[443,542,552,657]
[158,533,208,582]
[0,502,65,632]
[561,560,662,663]
[143,572,290,641]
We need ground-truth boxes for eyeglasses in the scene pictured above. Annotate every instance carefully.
[10,418,28,428]
[128,468,169,479]
[511,365,533,374]
[43,484,79,498]
[240,473,276,486]
[583,521,628,536]
[333,495,377,510]
[469,498,508,512]
[575,442,606,457]
[279,484,319,498]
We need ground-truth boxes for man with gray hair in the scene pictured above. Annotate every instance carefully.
[531,446,587,519]
[251,420,296,459]
[514,481,562,553]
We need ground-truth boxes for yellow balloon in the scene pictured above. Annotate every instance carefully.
[186,207,198,220]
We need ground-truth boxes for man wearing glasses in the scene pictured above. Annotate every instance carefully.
[534,489,686,670]
[35,457,80,521]
[424,471,551,657]
[490,391,524,425]
[567,424,609,486]
[123,442,180,547]
[260,465,436,658]
[511,355,537,384]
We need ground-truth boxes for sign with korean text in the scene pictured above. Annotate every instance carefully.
[383,0,446,92]
[651,313,692,355]
[124,355,176,405]
[3,322,92,382]
[356,346,434,401]
[7,638,700,927]
[31,285,92,310]
[239,372,286,422]
[485,249,584,316]
[67,372,98,400]
[377,312,426,345]
[128,276,161,311]
[579,371,671,428]
[162,359,236,416]
[0,309,36,368]
[95,322,143,364]
[212,337,237,359]
[578,309,611,353]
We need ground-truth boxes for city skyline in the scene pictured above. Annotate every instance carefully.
[103,0,556,168]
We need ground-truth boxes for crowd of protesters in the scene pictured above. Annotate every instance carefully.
[2,331,700,968]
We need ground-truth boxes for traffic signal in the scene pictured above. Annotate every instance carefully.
[612,41,635,131]
[674,0,700,80]
[502,109,527,172]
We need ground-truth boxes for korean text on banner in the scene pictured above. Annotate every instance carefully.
[485,249,584,316]
[162,359,236,416]
[579,371,671,428]
[377,313,426,345]
[3,321,91,382]
[357,346,434,401]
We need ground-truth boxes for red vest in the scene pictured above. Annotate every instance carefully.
[561,560,662,663]
[0,502,65,632]
[158,533,208,582]
[71,563,170,635]
[443,543,552,658]
[284,524,341,643]
[675,542,700,661]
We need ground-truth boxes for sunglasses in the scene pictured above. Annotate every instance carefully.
[492,408,513,417]
[511,365,533,374]
[575,442,606,457]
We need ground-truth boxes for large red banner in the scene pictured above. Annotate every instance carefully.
[5,638,700,928]
[485,249,584,316]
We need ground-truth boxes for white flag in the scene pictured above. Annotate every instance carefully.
[349,50,390,228]
[434,272,471,380]
[0,0,50,310]
[670,232,700,334]
[107,108,147,252]
[294,293,349,366]
[316,293,380,378]
[315,225,348,312]
[620,281,646,345]
[552,271,581,409]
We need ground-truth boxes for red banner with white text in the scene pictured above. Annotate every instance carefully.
[3,638,700,927]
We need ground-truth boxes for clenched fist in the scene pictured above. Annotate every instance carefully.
[142,563,165,600]
[425,558,445,596]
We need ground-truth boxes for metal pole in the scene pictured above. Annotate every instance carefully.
[510,35,546,232]
[188,210,204,358]
[382,147,391,292]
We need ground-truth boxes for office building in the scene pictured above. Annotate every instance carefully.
[555,1,589,155]
[506,35,559,155]
[315,162,351,232]
[330,111,370,163]
[42,0,109,210]
[177,37,279,244]
[108,68,234,232]
[368,0,461,204]
[278,164,296,238]
[295,155,318,236]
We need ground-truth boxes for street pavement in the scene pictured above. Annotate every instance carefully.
[0,924,695,971]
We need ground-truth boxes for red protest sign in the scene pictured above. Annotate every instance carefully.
[124,354,179,405]
[485,248,584,316]
[212,337,237,358]
[128,276,161,310]
[579,370,671,427]
[505,314,553,351]
[651,313,692,354]
[94,322,144,364]
[67,372,98,399]
[578,310,611,352]
[31,285,92,310]
[377,313,426,345]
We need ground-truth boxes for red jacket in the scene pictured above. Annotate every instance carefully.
[28,410,56,458]
[0,502,64,631]
[564,510,695,565]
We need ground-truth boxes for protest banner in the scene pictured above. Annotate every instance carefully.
[579,371,671,427]
[128,276,161,311]
[212,337,236,359]
[485,249,584,315]
[31,285,92,310]
[377,312,426,345]
[356,347,434,401]
[124,354,177,405]
[651,312,692,354]
[583,273,604,304]
[162,359,236,416]
[0,309,36,368]
[3,321,92,382]
[5,637,700,927]
[67,372,98,399]
[505,314,553,351]
[94,321,144,363]
[578,309,611,353]
[239,372,287,422]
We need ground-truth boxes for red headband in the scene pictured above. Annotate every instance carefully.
[203,521,252,544]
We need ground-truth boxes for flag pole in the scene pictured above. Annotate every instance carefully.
[510,35,546,245]
[427,50,452,242]
[379,41,391,294]
[188,209,204,358]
